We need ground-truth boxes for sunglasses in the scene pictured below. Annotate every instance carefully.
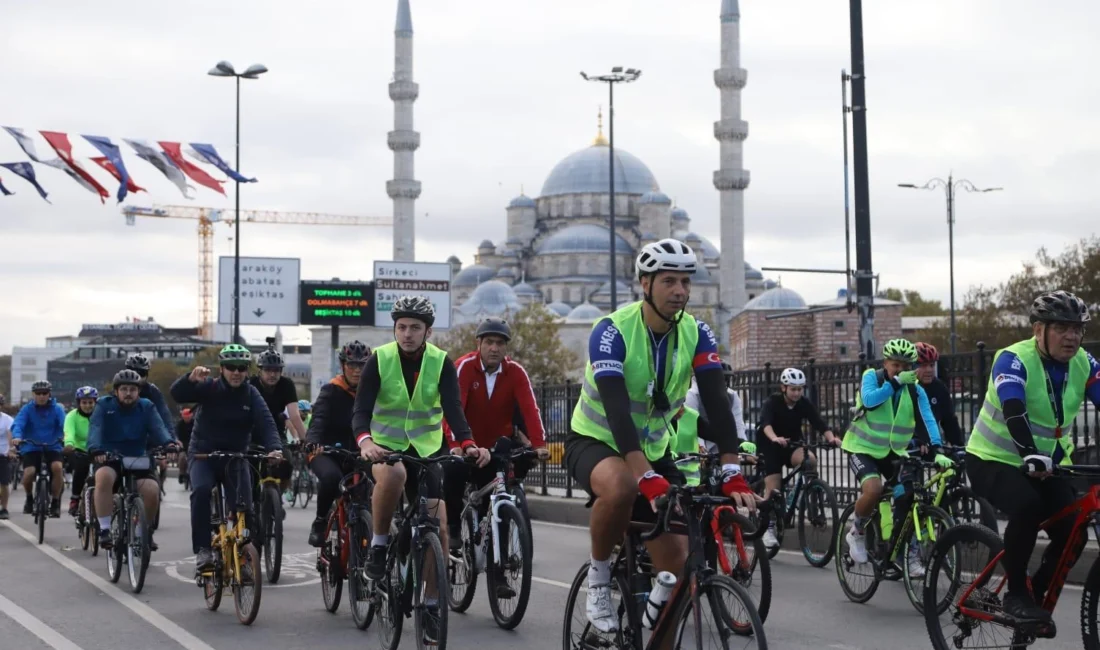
[222,364,250,373]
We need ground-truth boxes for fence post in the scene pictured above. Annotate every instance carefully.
[805,357,817,407]
[561,379,572,499]
[763,362,773,394]
[537,380,549,496]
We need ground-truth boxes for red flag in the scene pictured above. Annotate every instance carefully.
[90,156,145,194]
[158,141,225,196]
[38,131,110,202]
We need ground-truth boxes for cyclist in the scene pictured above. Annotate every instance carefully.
[351,295,485,645]
[125,353,175,493]
[563,238,756,633]
[306,340,370,547]
[251,347,304,494]
[965,290,1100,622]
[175,408,193,484]
[63,386,97,516]
[443,317,550,557]
[0,394,13,519]
[88,369,178,550]
[842,338,952,572]
[756,367,840,549]
[913,342,964,447]
[169,344,283,574]
[11,380,66,517]
[297,399,312,430]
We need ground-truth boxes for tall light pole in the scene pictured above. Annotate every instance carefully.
[208,60,268,343]
[581,67,640,311]
[898,174,1001,354]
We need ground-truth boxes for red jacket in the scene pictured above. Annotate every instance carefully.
[444,351,546,449]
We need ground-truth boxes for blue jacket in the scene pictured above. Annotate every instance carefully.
[87,395,174,457]
[170,373,281,454]
[11,399,66,453]
[140,382,175,437]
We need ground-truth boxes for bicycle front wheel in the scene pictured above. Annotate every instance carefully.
[676,574,767,649]
[233,542,262,625]
[106,495,125,584]
[562,563,636,650]
[944,486,999,535]
[714,509,771,624]
[486,500,533,630]
[903,504,955,615]
[126,497,151,594]
[261,484,283,584]
[797,478,838,568]
[414,531,449,650]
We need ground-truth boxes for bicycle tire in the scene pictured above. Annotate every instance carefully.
[448,506,478,613]
[715,509,771,624]
[486,500,533,630]
[203,546,223,611]
[348,505,375,630]
[414,531,449,650]
[798,478,838,568]
[320,505,343,613]
[561,562,637,650]
[377,539,404,650]
[944,486,1000,535]
[834,503,880,603]
[79,492,91,551]
[508,483,534,550]
[107,495,125,583]
[262,484,283,584]
[1082,555,1100,649]
[86,487,98,556]
[746,478,774,544]
[676,574,767,647]
[233,542,262,625]
[903,504,955,615]
[36,477,49,545]
[127,497,151,594]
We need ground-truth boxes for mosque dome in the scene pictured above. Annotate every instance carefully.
[508,194,536,208]
[670,207,689,223]
[743,287,806,311]
[536,224,633,255]
[694,262,716,284]
[540,143,659,197]
[478,239,494,250]
[459,280,521,316]
[495,266,516,280]
[672,229,719,260]
[452,264,496,287]
[639,190,672,205]
[546,301,572,317]
[565,302,606,322]
[592,280,633,297]
[744,262,764,281]
[512,281,541,297]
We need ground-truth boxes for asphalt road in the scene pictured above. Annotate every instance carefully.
[0,481,1091,650]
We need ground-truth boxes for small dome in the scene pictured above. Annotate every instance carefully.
[495,267,516,279]
[540,143,659,197]
[566,302,606,322]
[513,282,541,296]
[508,194,536,209]
[537,224,633,255]
[763,279,779,290]
[546,301,572,317]
[460,280,521,316]
[744,262,764,281]
[639,190,671,205]
[672,229,719,259]
[670,207,689,222]
[743,287,807,311]
[446,255,461,264]
[478,239,494,250]
[593,280,633,296]
[694,262,716,284]
[452,264,496,287]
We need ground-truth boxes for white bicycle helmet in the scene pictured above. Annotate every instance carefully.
[780,367,806,387]
[635,238,697,278]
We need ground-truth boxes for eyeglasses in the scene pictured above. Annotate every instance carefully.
[222,364,250,373]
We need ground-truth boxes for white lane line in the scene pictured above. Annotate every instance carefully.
[532,575,573,590]
[532,520,588,532]
[0,592,85,650]
[0,520,219,650]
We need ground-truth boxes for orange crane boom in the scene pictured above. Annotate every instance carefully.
[122,204,392,338]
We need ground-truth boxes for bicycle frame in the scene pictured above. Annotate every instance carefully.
[461,451,533,571]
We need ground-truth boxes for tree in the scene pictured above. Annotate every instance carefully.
[432,304,579,383]
[0,355,10,402]
[877,287,947,317]
[148,359,188,412]
[1000,236,1100,313]
[916,285,1030,352]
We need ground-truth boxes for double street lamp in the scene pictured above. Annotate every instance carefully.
[898,174,1002,354]
[208,60,268,343]
[580,67,641,312]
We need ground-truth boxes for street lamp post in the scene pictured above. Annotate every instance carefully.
[580,67,641,312]
[898,174,1002,354]
[208,60,268,343]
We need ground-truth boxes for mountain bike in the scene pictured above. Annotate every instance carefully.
[563,484,767,650]
[935,446,1000,534]
[288,442,316,509]
[101,452,164,594]
[25,446,61,545]
[923,463,1100,649]
[449,447,536,629]
[70,451,98,555]
[192,450,265,626]
[748,441,839,567]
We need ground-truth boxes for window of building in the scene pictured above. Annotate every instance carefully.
[834,320,845,329]
[21,373,37,382]
[20,357,36,366]
[838,344,849,357]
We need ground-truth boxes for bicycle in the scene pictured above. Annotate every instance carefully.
[100,451,165,594]
[934,446,1000,535]
[192,450,265,626]
[835,450,957,614]
[70,450,98,556]
[370,452,462,650]
[288,442,316,509]
[748,441,840,567]
[923,463,1100,649]
[247,444,285,584]
[313,445,376,630]
[23,444,61,545]
[448,447,536,629]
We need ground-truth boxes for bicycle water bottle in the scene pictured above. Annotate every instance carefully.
[878,500,893,541]
[643,571,677,630]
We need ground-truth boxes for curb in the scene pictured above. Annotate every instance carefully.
[525,493,1098,585]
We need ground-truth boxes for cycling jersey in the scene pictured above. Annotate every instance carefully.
[63,408,92,451]
[915,378,964,447]
[306,375,358,449]
[588,313,723,381]
[139,382,175,435]
[169,374,281,452]
[444,352,546,449]
[86,395,174,457]
[756,393,829,441]
[684,382,746,442]
[11,398,65,453]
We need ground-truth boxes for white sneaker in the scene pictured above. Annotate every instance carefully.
[586,581,619,633]
[846,526,868,564]
[762,529,779,550]
[907,548,925,578]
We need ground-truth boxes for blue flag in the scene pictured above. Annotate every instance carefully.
[189,143,256,183]
[0,176,11,196]
[0,162,50,202]
[83,135,133,203]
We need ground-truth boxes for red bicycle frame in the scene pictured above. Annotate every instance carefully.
[710,504,751,576]
[327,472,366,574]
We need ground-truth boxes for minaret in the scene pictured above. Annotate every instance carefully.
[713,0,750,314]
[387,0,421,261]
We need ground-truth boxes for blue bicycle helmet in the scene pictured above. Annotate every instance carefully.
[297,399,311,412]
[74,386,98,401]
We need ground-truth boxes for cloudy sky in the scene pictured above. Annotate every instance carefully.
[1,0,1097,351]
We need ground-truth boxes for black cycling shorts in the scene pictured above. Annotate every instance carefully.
[21,450,63,471]
[848,452,905,485]
[759,442,796,477]
[0,456,10,485]
[563,432,685,523]
[97,459,156,492]
[373,443,447,503]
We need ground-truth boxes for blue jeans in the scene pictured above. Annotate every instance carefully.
[189,456,252,553]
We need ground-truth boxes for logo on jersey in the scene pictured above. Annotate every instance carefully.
[1010,358,1022,371]
[706,352,721,365]
[994,373,1025,388]
[698,321,719,348]
[597,325,619,355]
[473,381,479,390]
[930,397,938,405]
[592,360,624,374]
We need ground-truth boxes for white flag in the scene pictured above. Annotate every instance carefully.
[123,138,195,199]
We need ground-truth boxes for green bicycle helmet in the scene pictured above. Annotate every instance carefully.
[882,338,918,362]
[218,343,252,364]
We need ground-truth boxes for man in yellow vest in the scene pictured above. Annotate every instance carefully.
[966,290,1099,624]
[841,338,952,574]
[351,295,487,644]
[564,238,756,634]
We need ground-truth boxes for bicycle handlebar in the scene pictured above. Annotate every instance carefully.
[191,450,271,461]
[638,484,763,542]
[379,452,464,468]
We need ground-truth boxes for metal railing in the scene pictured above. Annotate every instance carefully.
[530,341,1100,505]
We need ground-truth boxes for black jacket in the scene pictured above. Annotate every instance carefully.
[307,375,358,449]
[170,373,281,454]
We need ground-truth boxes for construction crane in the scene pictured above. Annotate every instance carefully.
[122,204,392,338]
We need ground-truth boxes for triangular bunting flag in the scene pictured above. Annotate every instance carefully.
[39,131,109,202]
[123,139,195,199]
[90,156,145,194]
[0,162,51,202]
[159,141,225,196]
[188,143,256,183]
[84,135,136,203]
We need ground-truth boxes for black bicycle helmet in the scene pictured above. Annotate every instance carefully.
[31,380,51,393]
[339,340,371,363]
[256,349,285,369]
[1029,290,1090,324]
[475,317,512,342]
[113,369,143,389]
[390,295,435,327]
[125,352,151,372]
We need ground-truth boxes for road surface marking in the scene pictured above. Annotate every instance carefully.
[0,520,220,650]
[532,575,573,589]
[0,592,85,650]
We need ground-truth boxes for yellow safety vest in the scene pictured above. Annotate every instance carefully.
[369,341,446,456]
[671,406,702,486]
[842,368,916,459]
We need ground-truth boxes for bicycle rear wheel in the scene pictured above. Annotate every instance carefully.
[944,486,1000,535]
[36,478,49,544]
[203,547,223,611]
[798,478,838,567]
[676,574,767,648]
[715,509,771,624]
[414,531,449,650]
[319,505,343,613]
[376,541,405,650]
[126,497,151,594]
[261,484,283,584]
[448,505,478,613]
[233,542,262,625]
